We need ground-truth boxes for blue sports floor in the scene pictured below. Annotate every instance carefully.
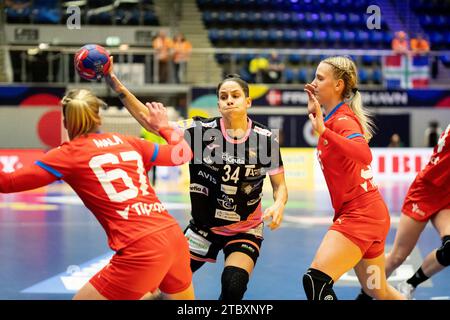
[0,180,448,300]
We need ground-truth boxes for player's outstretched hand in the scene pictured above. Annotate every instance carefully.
[139,102,169,134]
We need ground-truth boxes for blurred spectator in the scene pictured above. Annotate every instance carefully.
[5,0,31,9]
[391,30,409,55]
[249,54,269,83]
[5,0,31,23]
[424,121,442,147]
[410,33,430,55]
[388,133,404,147]
[172,32,192,84]
[152,30,173,83]
[264,51,285,83]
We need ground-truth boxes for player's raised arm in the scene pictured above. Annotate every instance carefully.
[104,56,153,131]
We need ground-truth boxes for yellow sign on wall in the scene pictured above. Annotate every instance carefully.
[262,148,316,192]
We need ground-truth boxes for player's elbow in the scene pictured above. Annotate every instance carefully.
[354,143,372,165]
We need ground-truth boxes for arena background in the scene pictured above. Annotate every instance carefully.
[0,0,449,301]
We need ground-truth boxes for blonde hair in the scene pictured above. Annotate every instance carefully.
[322,56,376,141]
[61,89,102,139]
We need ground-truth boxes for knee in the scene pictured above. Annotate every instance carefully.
[220,266,249,301]
[436,235,450,267]
[302,268,337,300]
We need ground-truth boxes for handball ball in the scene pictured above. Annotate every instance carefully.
[74,44,111,81]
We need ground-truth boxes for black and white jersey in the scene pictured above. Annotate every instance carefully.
[179,116,284,236]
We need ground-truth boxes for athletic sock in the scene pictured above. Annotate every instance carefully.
[406,267,429,288]
[355,288,373,301]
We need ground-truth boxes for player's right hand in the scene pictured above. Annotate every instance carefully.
[304,85,325,135]
[104,56,122,93]
[304,83,318,114]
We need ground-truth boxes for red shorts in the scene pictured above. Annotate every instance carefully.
[89,224,192,300]
[330,197,390,259]
[402,176,450,222]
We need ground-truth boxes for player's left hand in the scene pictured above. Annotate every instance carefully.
[263,202,285,230]
[138,102,169,134]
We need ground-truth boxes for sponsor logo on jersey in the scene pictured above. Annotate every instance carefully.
[201,120,217,128]
[221,184,238,195]
[217,199,237,211]
[222,152,245,165]
[217,195,236,211]
[204,163,220,172]
[176,119,196,129]
[241,179,263,195]
[190,183,209,196]
[245,165,263,177]
[242,184,253,195]
[430,156,440,165]
[198,170,217,184]
[214,209,240,222]
[253,126,273,137]
[131,202,165,216]
[198,229,209,238]
[240,244,255,253]
[412,203,426,216]
[221,194,234,203]
[247,193,262,206]
[185,228,211,256]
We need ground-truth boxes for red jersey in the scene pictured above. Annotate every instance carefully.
[317,102,380,217]
[419,124,450,187]
[0,129,192,251]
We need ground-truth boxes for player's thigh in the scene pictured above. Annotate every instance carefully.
[310,230,363,282]
[164,283,195,300]
[73,282,107,300]
[390,213,427,257]
[159,225,194,297]
[354,253,388,294]
[431,208,450,237]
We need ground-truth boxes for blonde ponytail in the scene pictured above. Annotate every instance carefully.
[348,90,375,141]
[61,89,102,139]
[322,56,376,141]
